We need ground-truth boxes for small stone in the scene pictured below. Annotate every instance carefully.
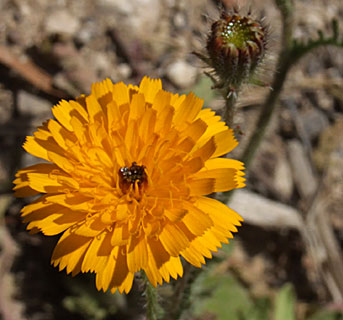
[287,140,317,199]
[91,52,112,74]
[173,12,187,29]
[249,136,293,201]
[45,10,80,36]
[229,189,302,229]
[0,88,13,125]
[166,60,198,88]
[116,63,132,79]
[274,153,294,200]
[17,91,51,117]
[75,19,100,44]
[98,0,161,38]
[300,108,329,140]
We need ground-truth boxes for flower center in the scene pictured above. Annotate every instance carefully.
[118,162,147,192]
[220,15,256,49]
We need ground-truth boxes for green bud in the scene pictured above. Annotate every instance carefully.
[205,11,267,89]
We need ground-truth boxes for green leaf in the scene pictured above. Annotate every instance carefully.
[190,76,218,106]
[192,272,253,320]
[307,309,343,320]
[273,283,296,320]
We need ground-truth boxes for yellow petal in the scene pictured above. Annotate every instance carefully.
[151,89,171,113]
[26,208,84,236]
[159,223,189,256]
[204,158,245,170]
[20,195,50,215]
[45,193,92,211]
[164,208,187,222]
[86,94,104,123]
[97,247,117,292]
[174,92,203,129]
[51,229,91,276]
[183,157,204,175]
[52,100,74,131]
[47,151,75,173]
[107,246,131,292]
[139,76,162,104]
[117,272,134,294]
[181,203,213,236]
[181,118,207,142]
[190,168,239,192]
[13,167,41,197]
[127,235,148,272]
[27,165,78,193]
[81,232,108,273]
[211,129,239,158]
[187,177,215,196]
[124,120,139,156]
[144,257,163,287]
[111,223,129,246]
[191,136,216,162]
[112,82,130,107]
[154,104,174,135]
[69,100,89,122]
[159,256,183,281]
[73,215,107,237]
[106,100,121,132]
[23,136,49,161]
[147,237,170,269]
[138,108,156,143]
[129,93,146,120]
[194,196,243,227]
[91,78,114,102]
[47,119,77,150]
[181,244,205,268]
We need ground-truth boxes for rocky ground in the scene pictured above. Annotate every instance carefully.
[0,0,342,319]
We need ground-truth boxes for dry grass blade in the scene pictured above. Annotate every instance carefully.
[0,45,66,98]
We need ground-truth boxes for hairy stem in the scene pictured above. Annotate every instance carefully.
[141,271,163,320]
[223,89,239,128]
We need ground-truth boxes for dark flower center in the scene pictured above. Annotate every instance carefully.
[119,162,147,188]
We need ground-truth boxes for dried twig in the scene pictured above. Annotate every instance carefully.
[0,45,66,98]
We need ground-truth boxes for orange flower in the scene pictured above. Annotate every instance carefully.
[14,77,245,293]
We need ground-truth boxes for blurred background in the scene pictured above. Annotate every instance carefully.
[0,0,342,319]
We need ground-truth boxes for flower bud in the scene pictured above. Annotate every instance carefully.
[205,11,267,89]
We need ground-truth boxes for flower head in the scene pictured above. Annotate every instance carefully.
[199,11,267,89]
[14,77,245,293]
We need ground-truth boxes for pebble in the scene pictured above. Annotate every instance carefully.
[45,10,80,36]
[98,0,161,37]
[17,91,51,117]
[0,89,12,125]
[273,153,294,201]
[287,139,317,199]
[300,108,329,140]
[166,60,198,88]
[229,189,302,230]
[116,63,132,79]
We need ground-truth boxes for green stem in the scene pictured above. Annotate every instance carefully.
[141,271,163,320]
[275,0,294,48]
[240,0,295,170]
[223,88,239,128]
[164,263,192,320]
